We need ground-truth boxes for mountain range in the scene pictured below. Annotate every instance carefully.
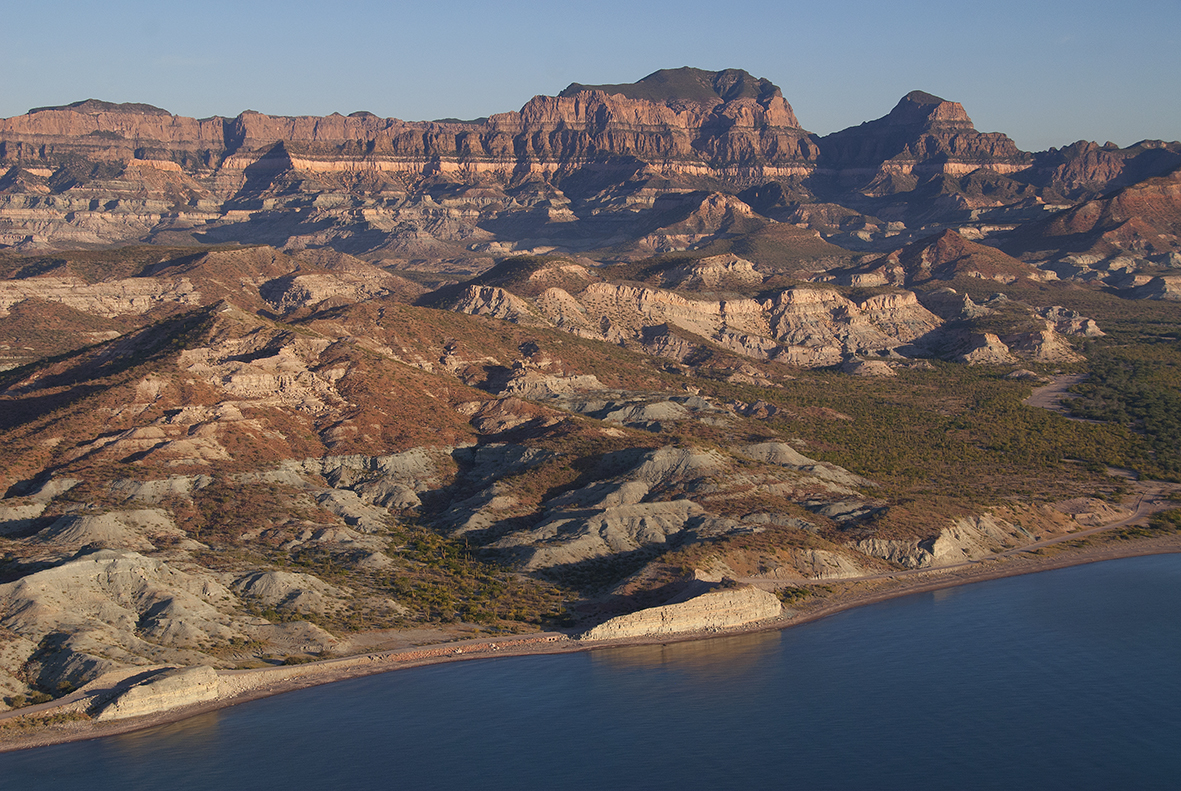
[1,67,1177,287]
[0,69,1179,723]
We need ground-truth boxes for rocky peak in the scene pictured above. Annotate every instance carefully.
[555,67,802,130]
[817,90,1029,183]
[28,99,172,116]
[1025,139,1181,200]
[562,67,782,108]
[884,91,974,130]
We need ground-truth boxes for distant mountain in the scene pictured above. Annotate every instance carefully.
[999,165,1181,277]
[28,98,172,116]
[560,66,788,110]
[0,68,1178,295]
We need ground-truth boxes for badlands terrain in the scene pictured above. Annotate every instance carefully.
[0,67,1179,728]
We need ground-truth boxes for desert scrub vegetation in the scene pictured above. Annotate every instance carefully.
[381,525,569,628]
[697,363,1138,504]
[178,479,331,547]
[776,586,813,605]
[280,525,571,632]
[0,710,90,731]
[1068,342,1181,481]
[4,691,53,709]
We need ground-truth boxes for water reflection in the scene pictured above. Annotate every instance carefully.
[3,557,1177,790]
[590,629,781,677]
[109,709,222,760]
[931,585,967,604]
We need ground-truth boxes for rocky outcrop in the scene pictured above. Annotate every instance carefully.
[781,549,867,580]
[31,508,201,553]
[92,665,219,721]
[578,585,781,640]
[1006,325,1083,363]
[232,571,347,616]
[0,276,201,317]
[1036,306,1105,337]
[738,441,874,488]
[1023,139,1181,200]
[488,447,728,567]
[833,229,1040,286]
[840,358,896,377]
[664,254,763,290]
[853,513,1037,569]
[1130,274,1181,301]
[495,499,717,570]
[1002,166,1181,266]
[449,285,547,325]
[446,268,944,367]
[817,91,1032,189]
[954,332,1017,365]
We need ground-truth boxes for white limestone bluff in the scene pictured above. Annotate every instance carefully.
[578,585,782,641]
[92,665,219,721]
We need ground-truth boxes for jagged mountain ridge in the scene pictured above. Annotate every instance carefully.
[3,68,1178,269]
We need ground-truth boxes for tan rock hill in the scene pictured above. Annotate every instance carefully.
[830,229,1042,286]
[92,665,220,721]
[435,258,945,367]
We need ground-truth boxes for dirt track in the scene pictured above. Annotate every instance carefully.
[1023,374,1087,415]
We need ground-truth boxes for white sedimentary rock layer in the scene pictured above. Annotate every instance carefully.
[93,665,220,721]
[579,586,781,640]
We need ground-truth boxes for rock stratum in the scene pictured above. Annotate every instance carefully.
[578,584,782,641]
[0,66,1174,721]
[1,67,1176,290]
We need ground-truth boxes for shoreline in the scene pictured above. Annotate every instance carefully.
[3,527,1179,754]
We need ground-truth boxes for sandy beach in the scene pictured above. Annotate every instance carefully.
[3,494,1178,755]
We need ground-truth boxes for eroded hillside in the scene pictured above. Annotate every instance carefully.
[1,67,1179,718]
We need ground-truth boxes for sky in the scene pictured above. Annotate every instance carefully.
[2,0,1179,152]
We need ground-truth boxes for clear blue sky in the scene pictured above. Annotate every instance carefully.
[3,0,1178,151]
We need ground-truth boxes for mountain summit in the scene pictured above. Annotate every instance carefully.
[561,67,785,108]
[817,89,1027,179]
[883,90,974,129]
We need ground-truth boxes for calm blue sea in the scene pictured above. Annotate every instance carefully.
[3,554,1180,791]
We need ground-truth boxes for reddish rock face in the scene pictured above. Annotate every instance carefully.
[846,229,1039,286]
[0,70,1177,258]
[0,68,816,172]
[1004,166,1181,260]
[1025,140,1181,200]
[816,90,1031,182]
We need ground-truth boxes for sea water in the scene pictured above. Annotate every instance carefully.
[2,554,1179,790]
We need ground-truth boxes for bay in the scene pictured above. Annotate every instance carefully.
[3,554,1180,790]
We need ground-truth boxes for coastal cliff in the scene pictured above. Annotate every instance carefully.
[578,585,782,641]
